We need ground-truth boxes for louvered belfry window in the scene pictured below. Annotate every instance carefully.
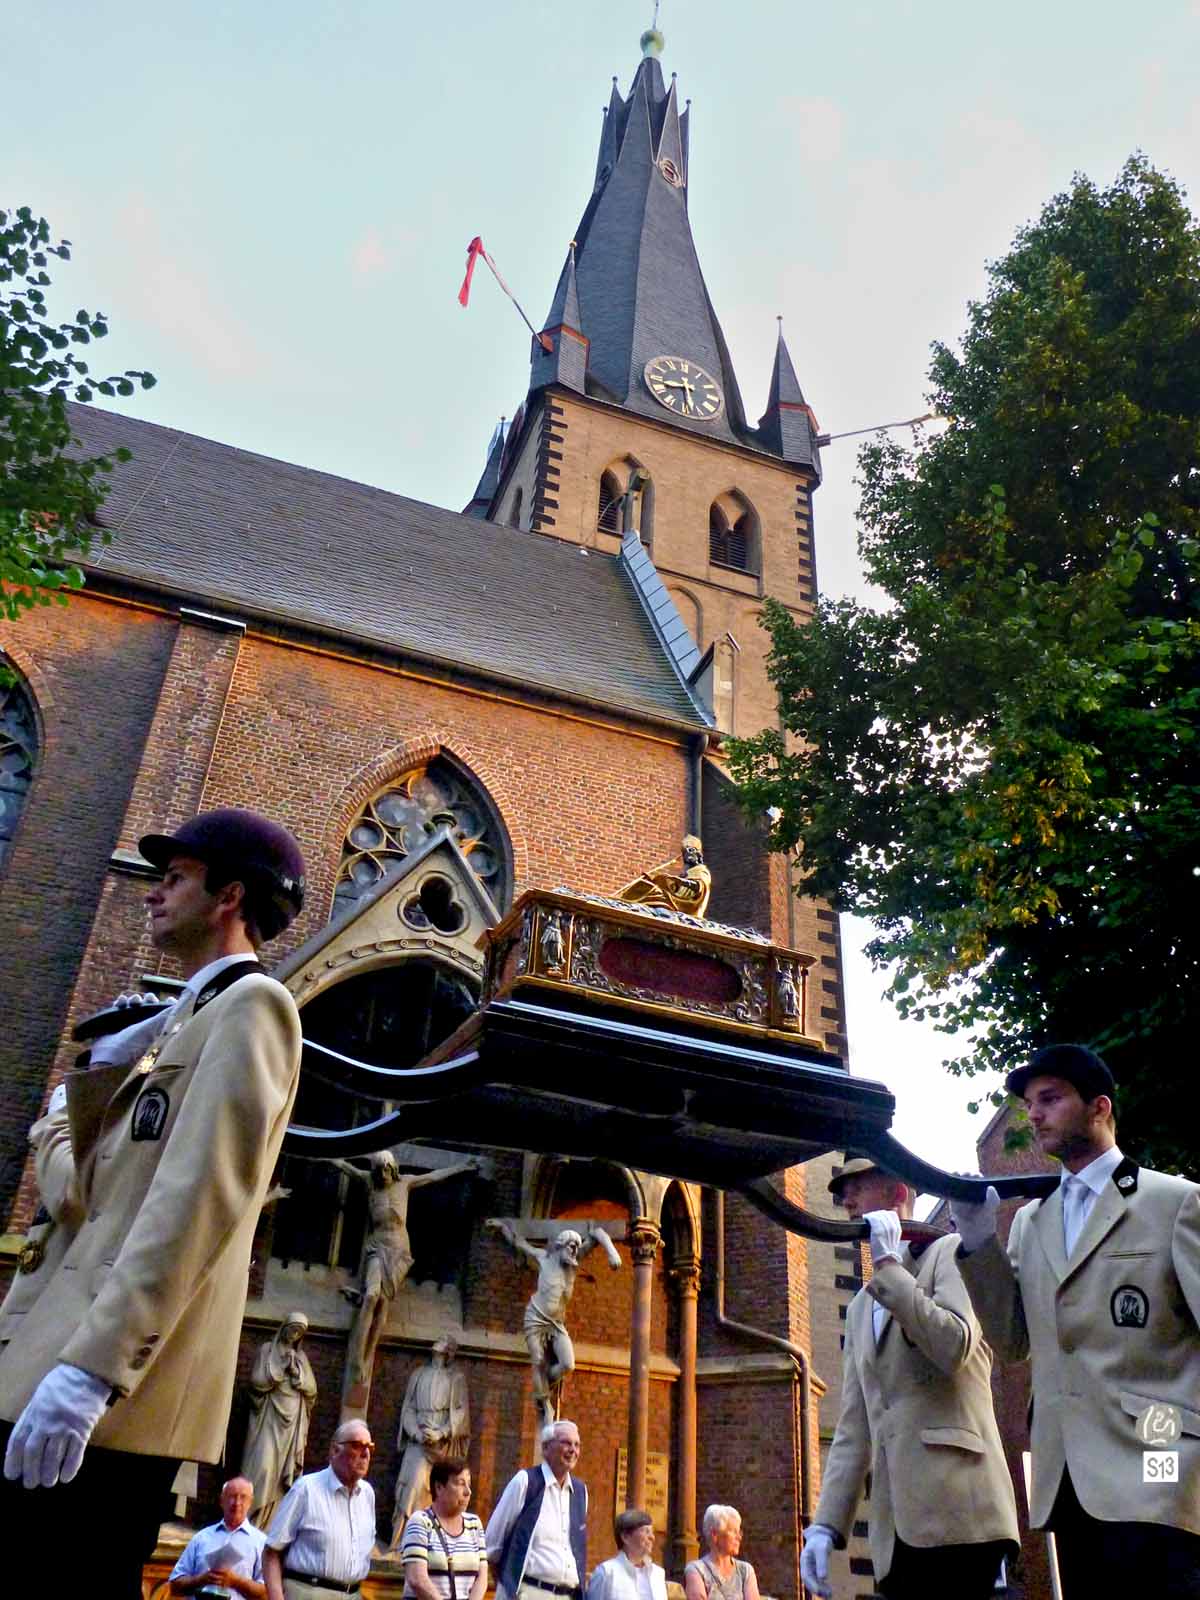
[709,505,753,572]
[597,470,623,533]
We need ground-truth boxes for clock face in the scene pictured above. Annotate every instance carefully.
[643,356,724,420]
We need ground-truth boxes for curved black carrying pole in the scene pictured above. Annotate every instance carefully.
[296,1039,488,1101]
[860,1130,1059,1205]
[741,1140,1060,1246]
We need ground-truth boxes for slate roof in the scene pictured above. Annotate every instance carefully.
[70,405,710,730]
[524,50,819,473]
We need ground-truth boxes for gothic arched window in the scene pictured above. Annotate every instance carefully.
[509,487,523,529]
[708,493,759,574]
[0,675,38,868]
[333,756,511,919]
[597,470,622,534]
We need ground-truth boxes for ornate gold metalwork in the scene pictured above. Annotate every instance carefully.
[482,888,819,1047]
[617,835,712,919]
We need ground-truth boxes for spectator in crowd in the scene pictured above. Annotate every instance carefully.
[487,1419,587,1600]
[171,1475,266,1598]
[684,1506,760,1600]
[587,1508,667,1600]
[401,1456,487,1600]
[264,1419,377,1600]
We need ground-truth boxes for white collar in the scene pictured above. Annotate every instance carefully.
[541,1461,572,1493]
[616,1552,653,1574]
[1061,1145,1123,1198]
[183,952,258,1001]
[321,1465,364,1498]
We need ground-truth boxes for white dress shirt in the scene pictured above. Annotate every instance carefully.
[486,1462,580,1593]
[170,1517,267,1583]
[586,1552,667,1600]
[1060,1145,1124,1256]
[266,1466,377,1583]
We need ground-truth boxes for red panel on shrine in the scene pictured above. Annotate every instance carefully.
[598,936,742,1004]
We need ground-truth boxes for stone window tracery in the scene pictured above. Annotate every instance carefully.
[0,676,38,868]
[333,757,511,919]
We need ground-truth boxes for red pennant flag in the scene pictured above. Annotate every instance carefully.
[458,236,485,307]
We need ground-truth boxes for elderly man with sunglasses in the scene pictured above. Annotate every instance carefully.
[263,1420,377,1600]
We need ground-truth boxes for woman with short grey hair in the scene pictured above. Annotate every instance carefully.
[684,1506,761,1600]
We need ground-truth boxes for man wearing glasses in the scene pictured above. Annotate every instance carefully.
[264,1420,377,1599]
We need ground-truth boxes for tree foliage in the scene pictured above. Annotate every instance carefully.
[729,156,1200,1170]
[1,206,155,624]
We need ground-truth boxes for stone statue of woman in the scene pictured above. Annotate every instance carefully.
[242,1310,318,1532]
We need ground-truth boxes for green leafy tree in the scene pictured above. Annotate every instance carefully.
[729,156,1200,1170]
[1,206,155,623]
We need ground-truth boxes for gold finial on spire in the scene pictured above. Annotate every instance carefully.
[641,0,664,57]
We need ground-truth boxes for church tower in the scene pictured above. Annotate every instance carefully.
[466,27,824,743]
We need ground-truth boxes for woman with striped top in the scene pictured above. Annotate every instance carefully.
[402,1457,488,1600]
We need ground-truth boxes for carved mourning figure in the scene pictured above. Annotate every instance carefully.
[332,1150,479,1417]
[618,835,712,919]
[242,1310,317,1532]
[389,1335,471,1547]
[487,1220,621,1426]
[539,910,566,972]
[777,962,799,1022]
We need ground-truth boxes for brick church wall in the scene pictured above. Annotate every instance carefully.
[0,596,175,1216]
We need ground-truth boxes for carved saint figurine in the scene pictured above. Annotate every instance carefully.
[331,1150,479,1418]
[539,910,566,973]
[242,1311,317,1532]
[777,962,800,1022]
[389,1335,471,1547]
[617,835,712,919]
[487,1220,621,1427]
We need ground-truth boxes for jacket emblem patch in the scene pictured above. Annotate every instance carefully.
[131,1086,170,1142]
[1111,1285,1149,1328]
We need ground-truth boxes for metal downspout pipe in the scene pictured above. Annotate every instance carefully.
[711,1188,815,1586]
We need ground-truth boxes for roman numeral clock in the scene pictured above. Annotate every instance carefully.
[643,355,724,419]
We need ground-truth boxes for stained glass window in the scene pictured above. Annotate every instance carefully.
[0,677,38,868]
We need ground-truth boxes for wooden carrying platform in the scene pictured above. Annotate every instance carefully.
[281,889,1057,1241]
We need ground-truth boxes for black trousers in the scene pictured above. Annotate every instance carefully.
[877,1534,1009,1599]
[1049,1470,1200,1599]
[0,1421,178,1597]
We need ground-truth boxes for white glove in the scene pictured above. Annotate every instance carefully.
[88,1002,173,1069]
[950,1184,1000,1253]
[3,1363,112,1488]
[863,1208,903,1266]
[800,1524,836,1597]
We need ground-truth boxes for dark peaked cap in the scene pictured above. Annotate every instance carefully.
[1005,1043,1115,1101]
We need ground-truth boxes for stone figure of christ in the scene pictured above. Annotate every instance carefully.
[331,1150,478,1417]
[487,1219,621,1427]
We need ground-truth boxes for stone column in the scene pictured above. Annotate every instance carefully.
[625,1219,662,1509]
[671,1256,701,1569]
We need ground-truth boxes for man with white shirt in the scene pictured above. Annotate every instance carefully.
[0,808,305,1598]
[801,1160,1016,1598]
[263,1419,378,1600]
[171,1475,268,1598]
[486,1419,588,1600]
[952,1043,1200,1598]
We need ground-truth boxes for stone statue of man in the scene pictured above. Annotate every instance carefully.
[331,1150,479,1418]
[487,1220,621,1427]
[241,1310,317,1532]
[389,1336,470,1547]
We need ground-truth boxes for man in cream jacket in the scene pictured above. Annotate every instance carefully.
[802,1159,1017,1599]
[0,809,305,1598]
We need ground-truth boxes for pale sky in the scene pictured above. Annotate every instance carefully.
[9,0,1200,1176]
